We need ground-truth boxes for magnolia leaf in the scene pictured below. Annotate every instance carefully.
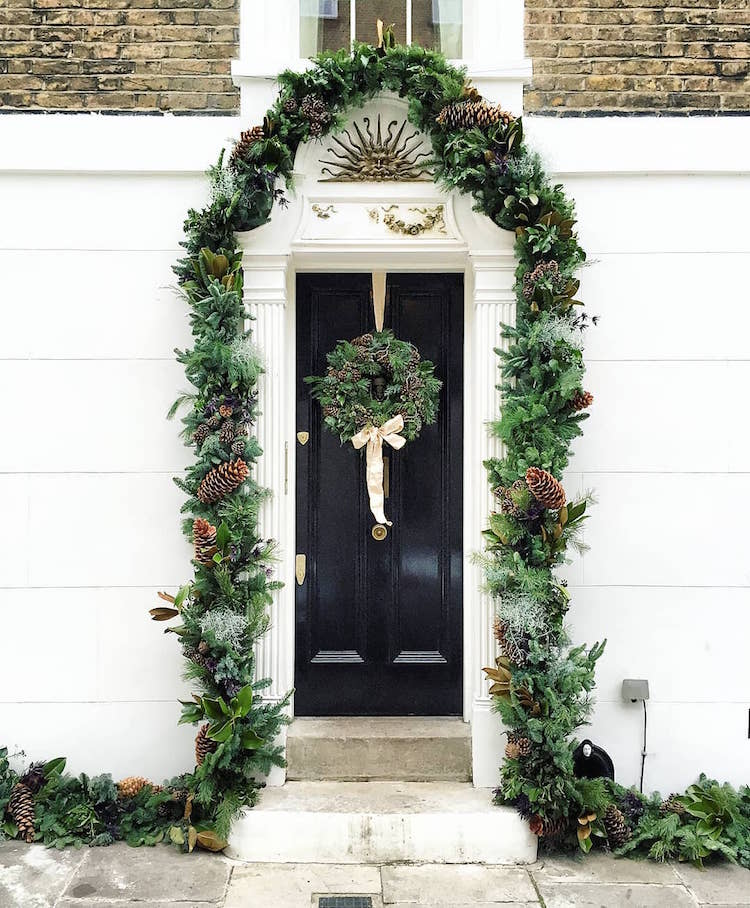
[207,719,233,743]
[173,585,190,609]
[187,825,198,852]
[234,684,255,716]
[241,729,265,751]
[215,521,231,551]
[169,825,185,846]
[196,829,228,852]
[184,793,194,821]
[43,757,66,777]
[201,698,226,721]
[150,607,179,621]
[578,831,593,852]
[157,591,176,604]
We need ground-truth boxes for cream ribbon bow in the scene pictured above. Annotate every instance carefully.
[351,414,406,526]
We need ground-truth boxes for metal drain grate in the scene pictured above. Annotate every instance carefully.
[317,898,373,908]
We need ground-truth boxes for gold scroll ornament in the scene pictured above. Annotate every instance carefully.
[351,415,405,526]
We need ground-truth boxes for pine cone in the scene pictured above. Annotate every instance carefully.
[117,776,161,799]
[660,795,686,816]
[571,390,594,412]
[352,333,374,347]
[192,423,212,446]
[193,518,217,564]
[229,126,265,171]
[219,420,236,444]
[508,732,532,757]
[283,97,298,113]
[436,100,514,130]
[231,438,246,456]
[207,413,221,429]
[219,404,233,418]
[529,813,568,840]
[8,783,36,843]
[496,478,528,518]
[493,617,527,665]
[603,804,632,848]
[525,467,566,510]
[197,458,249,504]
[505,740,521,760]
[198,640,210,656]
[195,724,217,766]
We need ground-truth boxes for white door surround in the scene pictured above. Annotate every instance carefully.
[240,96,516,787]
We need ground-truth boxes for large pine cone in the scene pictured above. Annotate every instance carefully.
[603,804,632,848]
[506,732,532,758]
[571,390,594,412]
[195,724,218,766]
[8,783,36,843]
[193,518,217,565]
[229,125,265,171]
[117,776,161,799]
[197,459,248,504]
[436,100,514,130]
[529,813,568,840]
[660,794,686,816]
[525,467,566,510]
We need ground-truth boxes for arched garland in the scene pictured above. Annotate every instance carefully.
[167,40,604,844]
[0,41,604,853]
[3,42,749,863]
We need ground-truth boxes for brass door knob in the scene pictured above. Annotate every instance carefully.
[371,524,388,541]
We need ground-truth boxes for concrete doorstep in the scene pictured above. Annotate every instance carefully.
[2,843,750,908]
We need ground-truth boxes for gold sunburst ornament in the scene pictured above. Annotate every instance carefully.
[319,114,432,182]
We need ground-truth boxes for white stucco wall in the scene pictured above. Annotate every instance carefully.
[0,113,748,793]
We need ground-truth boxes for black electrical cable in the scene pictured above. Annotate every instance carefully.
[639,698,648,793]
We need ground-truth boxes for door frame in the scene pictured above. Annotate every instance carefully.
[237,94,518,787]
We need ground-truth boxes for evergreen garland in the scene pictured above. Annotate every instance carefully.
[11,42,741,862]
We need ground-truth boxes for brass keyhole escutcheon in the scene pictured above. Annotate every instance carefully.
[371,524,388,541]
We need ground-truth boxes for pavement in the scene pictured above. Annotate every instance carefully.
[1,842,749,908]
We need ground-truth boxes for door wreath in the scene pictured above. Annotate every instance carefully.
[305,330,441,525]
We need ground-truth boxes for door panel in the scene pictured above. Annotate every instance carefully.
[295,273,463,715]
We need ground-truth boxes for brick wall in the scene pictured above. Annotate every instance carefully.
[525,0,750,115]
[0,0,239,113]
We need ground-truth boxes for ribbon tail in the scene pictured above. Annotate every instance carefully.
[365,437,391,526]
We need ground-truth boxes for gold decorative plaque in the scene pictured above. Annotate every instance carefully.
[319,114,432,183]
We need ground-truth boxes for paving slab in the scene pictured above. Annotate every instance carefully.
[531,852,682,885]
[60,844,230,904]
[0,842,85,908]
[674,861,750,905]
[535,881,696,907]
[56,902,218,907]
[0,842,84,908]
[381,864,537,904]
[225,862,382,908]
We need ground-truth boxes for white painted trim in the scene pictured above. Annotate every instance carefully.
[525,116,750,177]
[0,114,240,174]
[3,114,748,177]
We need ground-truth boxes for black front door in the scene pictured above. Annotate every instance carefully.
[295,273,463,715]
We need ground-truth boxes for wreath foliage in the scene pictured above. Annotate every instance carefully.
[305,330,442,444]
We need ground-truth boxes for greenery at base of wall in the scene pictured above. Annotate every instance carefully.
[2,41,748,867]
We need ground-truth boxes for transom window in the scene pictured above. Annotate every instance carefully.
[300,0,463,59]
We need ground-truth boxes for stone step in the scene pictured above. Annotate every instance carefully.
[227,781,537,865]
[286,717,472,782]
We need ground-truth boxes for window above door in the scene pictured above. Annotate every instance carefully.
[300,0,464,60]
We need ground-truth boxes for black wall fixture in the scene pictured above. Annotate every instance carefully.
[573,739,615,781]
